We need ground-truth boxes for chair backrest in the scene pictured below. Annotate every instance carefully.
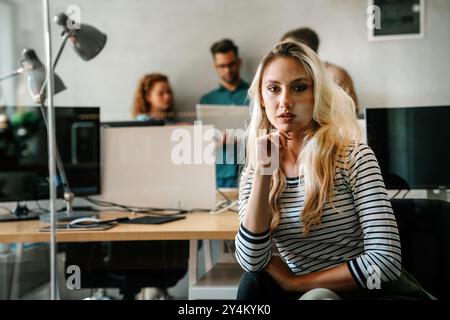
[62,240,189,299]
[390,198,450,300]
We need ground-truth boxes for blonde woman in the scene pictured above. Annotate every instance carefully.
[235,41,429,300]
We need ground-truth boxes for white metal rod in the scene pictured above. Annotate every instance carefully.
[42,0,58,300]
[0,68,23,82]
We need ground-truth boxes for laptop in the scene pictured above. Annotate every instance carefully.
[196,104,250,131]
[98,124,216,211]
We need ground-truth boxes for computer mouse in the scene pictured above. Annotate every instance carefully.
[69,217,101,227]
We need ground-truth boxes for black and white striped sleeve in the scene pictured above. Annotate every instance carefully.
[345,143,402,289]
[234,167,272,272]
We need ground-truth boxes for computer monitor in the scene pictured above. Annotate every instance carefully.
[0,106,101,205]
[99,123,216,210]
[365,106,450,191]
[196,104,249,131]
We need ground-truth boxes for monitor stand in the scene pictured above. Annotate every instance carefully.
[0,203,41,222]
[427,188,448,201]
[0,203,99,223]
[0,212,41,222]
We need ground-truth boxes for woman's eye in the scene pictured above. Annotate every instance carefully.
[267,86,280,93]
[293,84,307,92]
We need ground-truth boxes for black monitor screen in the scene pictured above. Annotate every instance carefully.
[0,106,100,202]
[365,106,450,189]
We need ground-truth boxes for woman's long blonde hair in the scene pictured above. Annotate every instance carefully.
[244,41,362,235]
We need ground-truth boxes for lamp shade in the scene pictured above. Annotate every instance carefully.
[54,13,107,61]
[20,48,66,102]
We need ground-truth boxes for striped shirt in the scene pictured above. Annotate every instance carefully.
[235,143,402,289]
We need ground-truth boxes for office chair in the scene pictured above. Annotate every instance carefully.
[60,240,189,300]
[390,198,450,300]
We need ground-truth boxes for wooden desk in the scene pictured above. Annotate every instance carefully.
[0,211,240,298]
[0,211,239,243]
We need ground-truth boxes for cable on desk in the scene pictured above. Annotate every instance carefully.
[216,189,231,202]
[0,206,12,214]
[35,200,46,212]
[184,189,238,213]
[95,208,130,213]
[31,201,55,214]
[209,200,238,215]
[32,200,91,215]
[84,197,187,216]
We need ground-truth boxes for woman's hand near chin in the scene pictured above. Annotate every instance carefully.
[256,130,292,175]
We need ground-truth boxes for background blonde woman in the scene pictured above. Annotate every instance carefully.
[235,41,429,300]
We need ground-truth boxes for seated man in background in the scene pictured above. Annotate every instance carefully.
[281,27,359,115]
[199,39,249,188]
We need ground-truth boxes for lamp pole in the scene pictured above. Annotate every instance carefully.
[39,6,106,299]
[42,0,58,300]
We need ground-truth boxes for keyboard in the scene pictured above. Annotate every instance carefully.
[121,215,185,225]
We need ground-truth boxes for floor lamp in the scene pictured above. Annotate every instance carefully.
[41,0,106,299]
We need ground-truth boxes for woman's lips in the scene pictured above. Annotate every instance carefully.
[277,112,296,122]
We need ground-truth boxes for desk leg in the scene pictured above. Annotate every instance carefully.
[10,243,23,300]
[189,240,198,287]
[204,240,212,273]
